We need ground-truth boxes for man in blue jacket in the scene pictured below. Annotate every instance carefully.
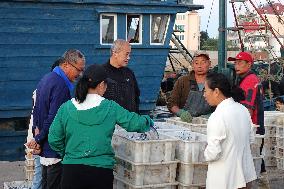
[27,49,85,189]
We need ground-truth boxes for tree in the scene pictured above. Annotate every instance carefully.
[202,38,218,51]
[200,31,209,50]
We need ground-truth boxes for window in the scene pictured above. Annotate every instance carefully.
[100,14,117,44]
[127,14,142,44]
[175,24,185,32]
[151,14,170,44]
[176,34,184,41]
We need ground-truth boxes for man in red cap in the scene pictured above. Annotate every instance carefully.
[228,52,265,135]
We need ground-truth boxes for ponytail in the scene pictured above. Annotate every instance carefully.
[231,86,245,103]
[75,77,89,103]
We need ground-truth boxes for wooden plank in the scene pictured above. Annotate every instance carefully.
[0,19,97,33]
[0,33,98,45]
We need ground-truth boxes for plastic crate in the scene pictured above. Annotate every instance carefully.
[177,183,206,189]
[276,147,284,157]
[264,125,277,137]
[25,167,34,181]
[250,143,261,157]
[276,157,284,170]
[162,130,207,163]
[113,176,178,189]
[276,137,284,148]
[176,162,207,186]
[3,181,32,189]
[276,126,284,138]
[154,122,187,130]
[264,136,277,146]
[264,156,277,167]
[263,146,276,157]
[253,156,263,178]
[166,118,207,134]
[114,156,178,186]
[112,131,178,163]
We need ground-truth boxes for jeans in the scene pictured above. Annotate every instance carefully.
[32,155,42,189]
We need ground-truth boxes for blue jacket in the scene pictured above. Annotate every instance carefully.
[33,71,71,158]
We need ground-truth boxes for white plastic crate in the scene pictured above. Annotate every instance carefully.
[276,157,284,170]
[113,176,178,189]
[264,156,277,167]
[255,134,264,145]
[276,126,284,138]
[154,122,187,130]
[264,125,277,137]
[24,167,34,181]
[165,118,207,134]
[114,156,178,186]
[264,136,277,146]
[276,147,284,157]
[263,146,276,157]
[177,183,206,189]
[253,156,263,178]
[176,162,207,186]
[277,137,284,148]
[4,181,32,189]
[250,143,261,157]
[162,130,207,163]
[112,131,178,163]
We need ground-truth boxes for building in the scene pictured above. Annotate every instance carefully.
[172,11,201,51]
[228,2,284,59]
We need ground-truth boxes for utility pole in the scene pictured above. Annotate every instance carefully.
[218,0,227,72]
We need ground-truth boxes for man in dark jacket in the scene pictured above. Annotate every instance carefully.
[27,49,85,189]
[103,39,140,113]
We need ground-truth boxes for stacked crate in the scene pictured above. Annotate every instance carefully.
[165,116,263,179]
[166,117,207,134]
[276,115,284,170]
[112,130,179,189]
[161,130,207,189]
[25,152,34,181]
[263,112,284,167]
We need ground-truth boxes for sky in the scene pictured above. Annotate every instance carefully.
[193,0,284,38]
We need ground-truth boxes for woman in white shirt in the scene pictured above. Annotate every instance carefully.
[203,72,256,189]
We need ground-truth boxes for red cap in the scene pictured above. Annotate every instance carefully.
[228,52,253,63]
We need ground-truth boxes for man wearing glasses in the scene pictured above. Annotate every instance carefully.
[27,49,85,189]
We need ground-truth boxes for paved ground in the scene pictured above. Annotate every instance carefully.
[0,161,25,189]
[1,161,283,189]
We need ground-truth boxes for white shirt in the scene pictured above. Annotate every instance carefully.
[204,98,257,189]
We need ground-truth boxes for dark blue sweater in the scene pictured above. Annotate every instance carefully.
[33,72,71,158]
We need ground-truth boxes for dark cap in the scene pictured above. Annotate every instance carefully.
[193,50,210,60]
[228,52,254,63]
[83,64,109,84]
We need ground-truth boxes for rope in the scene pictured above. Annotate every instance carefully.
[205,0,216,34]
[266,0,284,24]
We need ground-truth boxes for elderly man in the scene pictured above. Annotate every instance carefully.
[228,52,264,135]
[103,39,140,113]
[27,49,85,189]
[167,51,214,121]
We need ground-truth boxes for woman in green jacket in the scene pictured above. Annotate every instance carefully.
[48,64,153,189]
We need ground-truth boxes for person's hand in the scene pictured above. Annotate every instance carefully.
[26,139,38,150]
[177,109,192,123]
[32,145,41,155]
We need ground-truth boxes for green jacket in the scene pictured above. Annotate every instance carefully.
[48,99,151,169]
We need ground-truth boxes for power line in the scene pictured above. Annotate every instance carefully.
[205,0,216,34]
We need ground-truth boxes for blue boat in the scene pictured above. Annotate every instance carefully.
[0,0,203,160]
